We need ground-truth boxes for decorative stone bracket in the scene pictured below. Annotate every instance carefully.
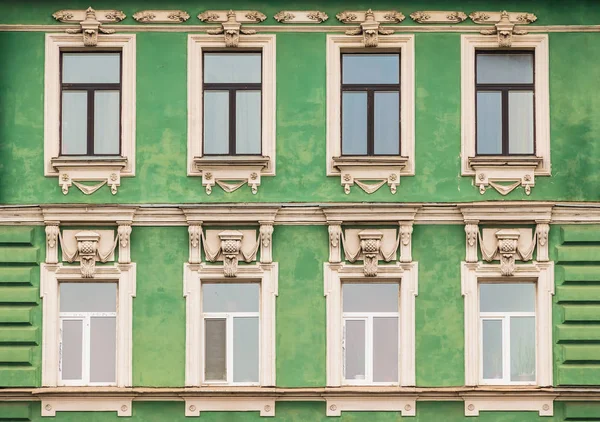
[198,10,266,47]
[53,157,127,195]
[469,156,541,196]
[328,223,412,276]
[334,156,408,195]
[53,7,125,46]
[465,223,549,276]
[336,9,405,47]
[470,10,537,47]
[45,222,132,277]
[188,223,273,277]
[194,157,269,195]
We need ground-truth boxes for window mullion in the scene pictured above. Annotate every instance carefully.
[87,89,95,155]
[227,314,234,384]
[503,315,511,384]
[367,315,373,383]
[367,90,374,156]
[229,89,236,155]
[501,88,509,155]
[84,314,91,385]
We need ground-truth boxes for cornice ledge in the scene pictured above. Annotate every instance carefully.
[42,206,138,225]
[182,205,280,225]
[459,202,553,224]
[322,205,420,224]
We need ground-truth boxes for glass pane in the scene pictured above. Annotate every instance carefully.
[62,53,120,84]
[204,91,229,154]
[343,283,399,313]
[236,91,261,154]
[480,283,535,313]
[373,317,398,382]
[60,283,116,313]
[509,91,534,154]
[90,317,116,383]
[94,91,120,155]
[203,283,259,313]
[482,319,503,380]
[344,319,365,381]
[343,54,399,84]
[342,92,367,155]
[61,91,88,155]
[205,318,226,381]
[374,92,400,155]
[476,91,502,154]
[510,316,536,382]
[204,53,261,84]
[477,53,534,84]
[61,319,83,380]
[233,317,259,383]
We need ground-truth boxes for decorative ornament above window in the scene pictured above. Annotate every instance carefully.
[133,10,190,23]
[470,10,537,47]
[198,9,266,48]
[53,7,125,47]
[409,10,467,24]
[273,10,328,23]
[336,9,404,47]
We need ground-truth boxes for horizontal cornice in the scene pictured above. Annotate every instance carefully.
[1,202,600,225]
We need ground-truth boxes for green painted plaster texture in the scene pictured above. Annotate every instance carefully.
[131,227,187,386]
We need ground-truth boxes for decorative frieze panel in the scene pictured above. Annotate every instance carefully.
[410,11,467,24]
[274,11,328,23]
[198,10,265,47]
[133,10,190,23]
[336,9,404,47]
[53,7,123,47]
[470,10,538,47]
[53,8,126,23]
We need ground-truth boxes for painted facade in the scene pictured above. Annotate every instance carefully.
[1,1,600,420]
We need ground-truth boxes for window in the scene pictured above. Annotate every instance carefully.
[59,283,117,386]
[341,54,400,156]
[342,283,399,385]
[203,53,262,156]
[479,283,536,385]
[44,34,136,195]
[61,52,122,156]
[202,283,260,385]
[188,35,276,195]
[476,51,534,156]
[326,35,414,195]
[461,35,549,196]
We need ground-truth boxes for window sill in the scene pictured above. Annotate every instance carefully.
[467,155,544,196]
[332,155,409,195]
[192,155,271,195]
[463,394,555,417]
[41,396,133,417]
[51,156,128,195]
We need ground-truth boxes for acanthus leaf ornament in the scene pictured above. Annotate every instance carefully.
[306,11,328,23]
[74,231,101,278]
[471,10,537,47]
[410,11,467,24]
[62,7,119,47]
[219,231,244,277]
[204,10,258,48]
[274,11,295,23]
[358,230,383,277]
[275,10,329,24]
[336,9,402,47]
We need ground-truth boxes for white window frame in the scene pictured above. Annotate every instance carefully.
[184,263,277,387]
[461,261,553,387]
[41,263,136,387]
[187,35,276,194]
[324,262,417,387]
[478,283,537,386]
[461,34,550,194]
[44,34,136,193]
[326,34,415,194]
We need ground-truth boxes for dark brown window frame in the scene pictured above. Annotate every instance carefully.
[59,51,123,157]
[475,50,536,156]
[340,52,401,157]
[202,51,263,156]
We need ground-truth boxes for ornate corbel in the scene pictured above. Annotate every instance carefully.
[328,223,342,264]
[465,223,479,263]
[494,229,521,276]
[63,7,118,47]
[117,222,132,264]
[75,231,101,278]
[358,229,384,276]
[219,231,244,277]
[259,222,273,264]
[536,223,550,262]
[474,10,536,47]
[188,224,202,264]
[399,224,413,263]
[201,10,265,47]
[45,222,60,264]
[337,9,403,47]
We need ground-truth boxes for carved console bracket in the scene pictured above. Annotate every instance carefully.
[198,10,266,47]
[195,157,269,195]
[410,11,467,24]
[133,10,190,23]
[470,10,537,47]
[336,9,405,47]
[334,156,407,195]
[52,7,125,46]
[469,156,541,196]
[274,11,328,24]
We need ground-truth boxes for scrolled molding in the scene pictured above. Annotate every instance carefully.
[133,10,190,23]
[52,8,126,23]
[274,10,328,24]
[336,9,403,47]
[410,11,467,24]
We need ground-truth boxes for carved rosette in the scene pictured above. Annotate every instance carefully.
[358,230,383,277]
[75,231,100,278]
[219,231,243,277]
[495,230,520,276]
